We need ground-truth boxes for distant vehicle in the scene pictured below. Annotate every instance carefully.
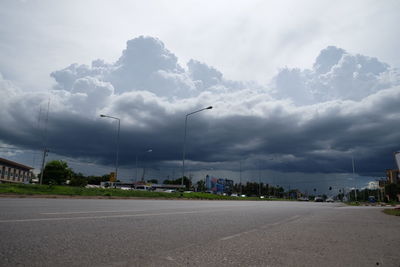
[297,197,309,201]
[326,197,334,202]
[135,185,151,191]
[120,187,131,191]
[163,189,176,193]
[368,196,376,203]
[260,196,265,199]
[314,197,324,202]
[240,194,246,197]
[230,193,238,197]
[183,191,193,193]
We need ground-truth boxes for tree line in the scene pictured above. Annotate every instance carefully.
[38,160,400,202]
[38,160,110,186]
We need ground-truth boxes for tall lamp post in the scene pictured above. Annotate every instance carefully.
[100,114,120,182]
[140,149,153,182]
[182,106,213,186]
[239,160,242,195]
[134,149,153,183]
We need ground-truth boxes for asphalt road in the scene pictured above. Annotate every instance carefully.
[0,198,399,267]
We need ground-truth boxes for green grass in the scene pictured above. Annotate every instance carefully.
[383,209,400,216]
[0,183,276,200]
[0,183,181,198]
[346,201,361,206]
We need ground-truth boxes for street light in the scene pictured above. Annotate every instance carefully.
[182,106,213,186]
[136,150,152,182]
[100,114,120,182]
[138,149,153,181]
[239,160,242,195]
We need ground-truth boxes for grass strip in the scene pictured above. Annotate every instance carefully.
[383,208,400,216]
[0,183,269,200]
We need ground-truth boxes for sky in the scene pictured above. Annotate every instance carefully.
[1,0,399,193]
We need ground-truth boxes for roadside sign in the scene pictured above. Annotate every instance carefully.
[110,172,116,182]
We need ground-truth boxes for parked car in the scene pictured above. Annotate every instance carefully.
[297,197,309,201]
[314,196,324,202]
[163,189,176,193]
[326,197,334,202]
[134,185,151,191]
[120,187,132,191]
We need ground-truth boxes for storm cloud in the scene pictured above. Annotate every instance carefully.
[1,36,399,186]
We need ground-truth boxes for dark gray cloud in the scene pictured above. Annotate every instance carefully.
[1,37,399,188]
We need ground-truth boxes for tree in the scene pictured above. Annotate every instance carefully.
[196,180,206,192]
[41,160,72,185]
[87,175,109,185]
[164,176,191,189]
[385,183,400,202]
[69,172,88,187]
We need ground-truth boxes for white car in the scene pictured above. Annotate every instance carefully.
[163,189,176,193]
[134,185,151,191]
[120,187,132,191]
[314,196,324,202]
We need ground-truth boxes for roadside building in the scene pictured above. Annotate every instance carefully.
[0,157,34,184]
[386,169,400,184]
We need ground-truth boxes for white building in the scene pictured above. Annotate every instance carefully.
[0,157,34,184]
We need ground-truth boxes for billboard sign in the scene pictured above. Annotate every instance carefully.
[109,172,116,182]
[395,152,400,170]
[205,176,234,194]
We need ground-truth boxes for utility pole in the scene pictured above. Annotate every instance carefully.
[258,162,261,196]
[352,156,357,201]
[39,98,50,185]
[135,155,138,182]
[342,187,345,202]
[39,148,49,184]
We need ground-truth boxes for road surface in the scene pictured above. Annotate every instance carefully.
[0,197,399,266]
